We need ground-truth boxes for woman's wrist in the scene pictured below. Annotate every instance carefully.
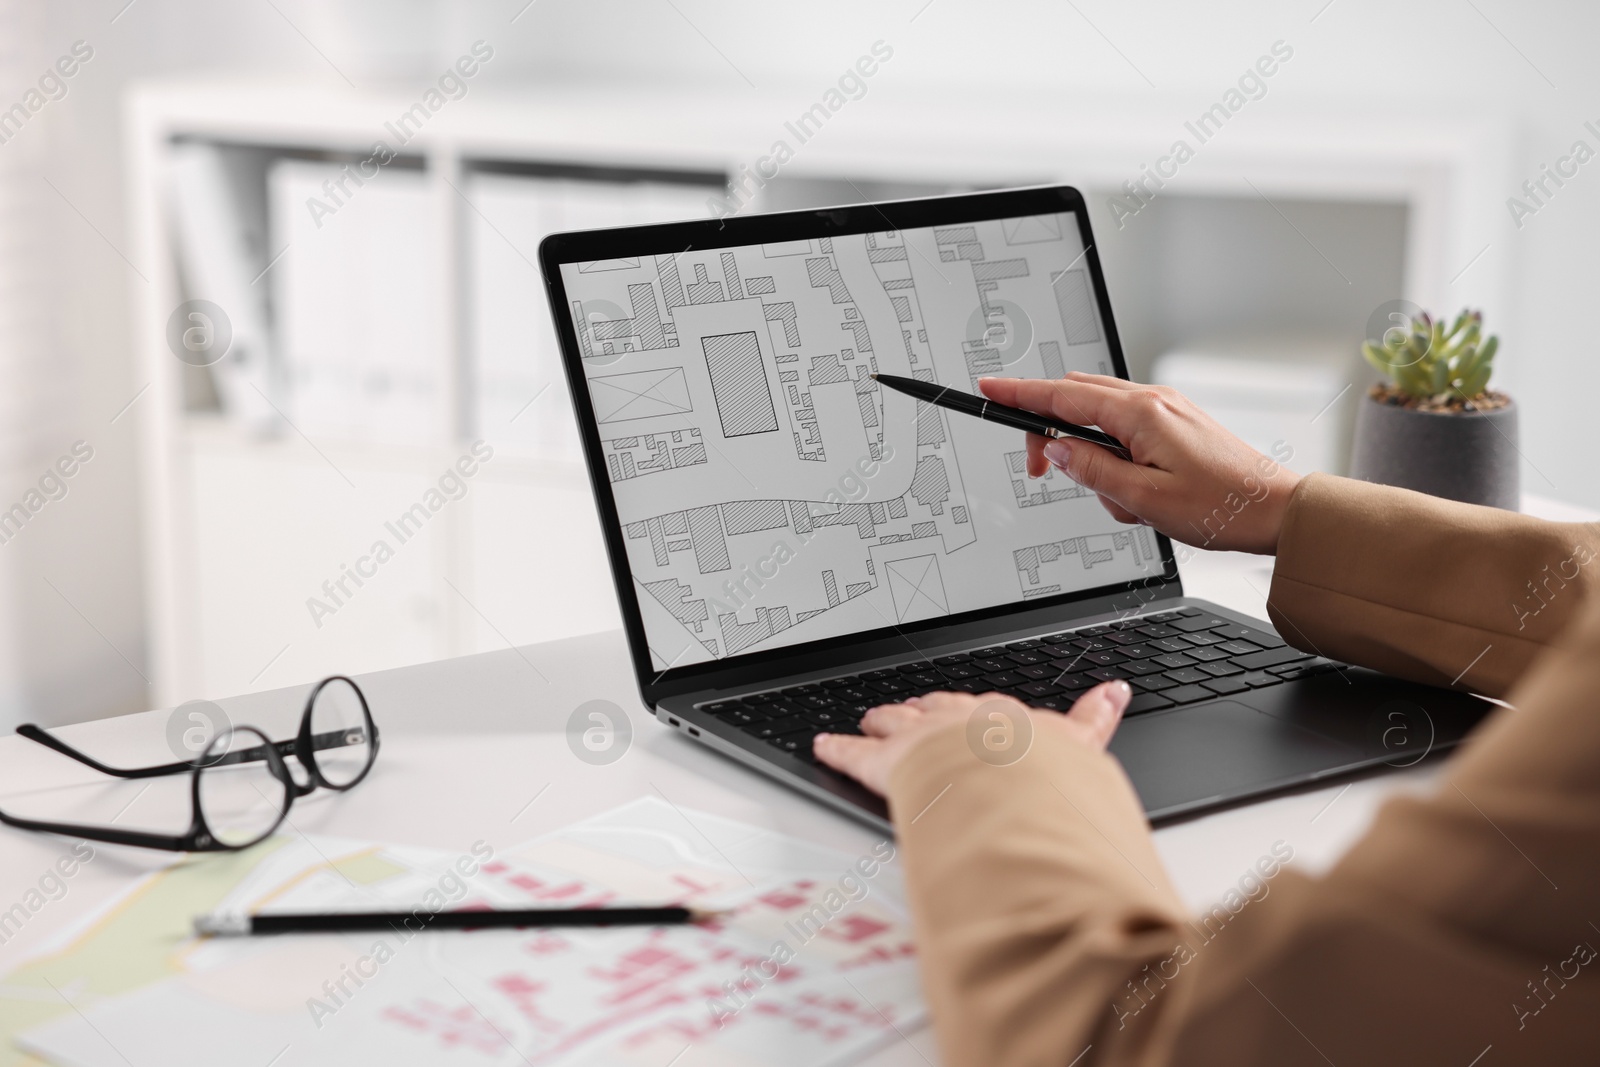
[1257,468,1303,555]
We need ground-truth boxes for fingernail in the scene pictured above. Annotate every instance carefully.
[1044,439,1072,468]
[1109,680,1132,709]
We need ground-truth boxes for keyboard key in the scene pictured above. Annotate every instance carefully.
[1056,673,1095,691]
[701,700,742,714]
[1031,696,1071,711]
[950,679,992,693]
[1082,650,1126,666]
[1153,653,1196,669]
[1235,671,1280,688]
[1106,632,1144,646]
[797,693,839,708]
[1181,631,1227,647]
[1200,676,1250,695]
[866,678,909,694]
[1146,638,1193,654]
[745,692,782,705]
[747,716,808,739]
[1143,611,1182,623]
[933,654,972,666]
[836,687,875,702]
[969,646,1009,658]
[1116,644,1162,660]
[984,672,1027,687]
[1018,681,1063,697]
[725,710,766,726]
[1016,665,1057,680]
[1079,625,1113,636]
[1176,607,1204,616]
[861,669,899,681]
[768,734,812,755]
[1007,650,1050,666]
[1072,638,1116,652]
[1211,625,1264,642]
[1132,674,1178,692]
[1173,615,1230,633]
[1245,631,1286,649]
[1185,646,1230,662]
[1165,668,1210,685]
[1122,660,1168,676]
[1275,659,1339,681]
[1041,642,1080,658]
[1216,640,1261,656]
[938,665,981,680]
[971,658,1011,673]
[1126,692,1174,714]
[1137,624,1180,639]
[1198,661,1244,677]
[1009,639,1045,650]
[1162,683,1216,704]
[1235,647,1313,671]
[1087,666,1131,682]
[901,672,944,689]
[819,677,855,690]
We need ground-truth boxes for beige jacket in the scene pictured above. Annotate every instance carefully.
[888,474,1600,1065]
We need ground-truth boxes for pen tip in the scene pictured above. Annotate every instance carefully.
[868,373,878,380]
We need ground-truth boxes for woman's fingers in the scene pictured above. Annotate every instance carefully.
[1041,437,1160,510]
[1025,432,1050,478]
[859,701,922,737]
[979,375,1136,439]
[1095,493,1141,525]
[812,733,882,786]
[1063,681,1132,750]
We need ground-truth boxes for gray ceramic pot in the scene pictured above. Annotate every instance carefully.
[1349,394,1519,510]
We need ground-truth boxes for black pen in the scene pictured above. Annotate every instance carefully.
[870,373,1131,459]
[194,905,729,937]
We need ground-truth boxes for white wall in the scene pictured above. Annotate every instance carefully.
[4,0,1596,723]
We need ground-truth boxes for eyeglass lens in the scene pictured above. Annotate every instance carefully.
[196,727,290,848]
[308,678,372,788]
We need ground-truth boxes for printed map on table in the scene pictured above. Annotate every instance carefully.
[3,798,919,1067]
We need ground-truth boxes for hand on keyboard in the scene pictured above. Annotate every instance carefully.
[812,681,1131,797]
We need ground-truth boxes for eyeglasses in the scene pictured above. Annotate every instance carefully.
[0,676,378,852]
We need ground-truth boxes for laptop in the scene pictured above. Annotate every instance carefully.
[538,185,1491,831]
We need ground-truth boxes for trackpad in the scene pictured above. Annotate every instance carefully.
[1109,701,1363,816]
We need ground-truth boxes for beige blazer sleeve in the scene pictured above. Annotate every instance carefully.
[1267,473,1600,696]
[888,476,1600,1066]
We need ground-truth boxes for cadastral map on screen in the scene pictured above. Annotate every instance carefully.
[560,214,1163,671]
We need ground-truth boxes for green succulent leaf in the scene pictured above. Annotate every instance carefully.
[1364,307,1498,402]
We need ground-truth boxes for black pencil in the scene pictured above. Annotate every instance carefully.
[871,373,1130,459]
[194,905,725,937]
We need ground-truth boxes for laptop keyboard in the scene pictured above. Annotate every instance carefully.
[694,607,1338,763]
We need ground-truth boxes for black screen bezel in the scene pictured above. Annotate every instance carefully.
[538,184,1180,705]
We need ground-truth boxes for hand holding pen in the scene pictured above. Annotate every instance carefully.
[973,373,1302,555]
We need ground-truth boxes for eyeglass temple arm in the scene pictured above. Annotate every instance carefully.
[15,724,197,780]
[0,803,192,851]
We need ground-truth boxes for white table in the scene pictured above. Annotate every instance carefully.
[0,495,1586,1065]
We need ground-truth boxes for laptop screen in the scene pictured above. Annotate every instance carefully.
[557,207,1165,672]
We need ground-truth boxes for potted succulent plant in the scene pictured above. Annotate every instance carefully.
[1349,308,1518,510]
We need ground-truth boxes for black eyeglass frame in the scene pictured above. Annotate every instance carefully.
[0,675,378,852]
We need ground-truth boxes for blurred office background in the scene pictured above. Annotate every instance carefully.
[0,0,1595,727]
